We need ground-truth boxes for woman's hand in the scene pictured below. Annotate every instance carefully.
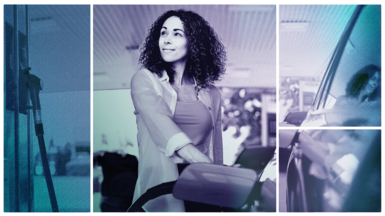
[177,144,213,164]
[298,131,328,166]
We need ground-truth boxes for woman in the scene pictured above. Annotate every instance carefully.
[130,9,226,212]
[320,64,381,126]
[335,64,381,107]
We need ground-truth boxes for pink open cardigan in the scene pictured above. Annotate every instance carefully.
[130,68,223,212]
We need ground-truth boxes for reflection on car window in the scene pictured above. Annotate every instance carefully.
[302,5,381,127]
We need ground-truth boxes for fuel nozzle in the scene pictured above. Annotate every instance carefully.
[24,67,44,135]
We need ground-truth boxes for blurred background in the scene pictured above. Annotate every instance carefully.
[4,5,90,212]
[93,5,277,212]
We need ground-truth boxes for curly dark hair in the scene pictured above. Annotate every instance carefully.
[345,64,381,101]
[139,9,226,90]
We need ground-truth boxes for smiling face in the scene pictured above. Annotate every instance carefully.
[159,16,188,64]
[364,71,380,95]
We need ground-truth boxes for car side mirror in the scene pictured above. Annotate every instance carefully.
[235,146,276,174]
[284,111,308,126]
[172,163,257,209]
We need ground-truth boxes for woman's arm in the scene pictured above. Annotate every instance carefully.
[298,131,328,166]
[176,144,213,163]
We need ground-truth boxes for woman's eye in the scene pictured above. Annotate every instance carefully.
[160,31,166,36]
[174,32,182,36]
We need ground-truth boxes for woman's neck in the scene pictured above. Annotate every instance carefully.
[172,59,192,86]
[358,90,369,102]
[357,91,369,103]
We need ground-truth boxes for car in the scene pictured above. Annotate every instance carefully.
[127,147,277,212]
[284,129,380,212]
[284,5,381,127]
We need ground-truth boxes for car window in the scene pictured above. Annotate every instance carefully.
[302,5,381,126]
[329,5,381,100]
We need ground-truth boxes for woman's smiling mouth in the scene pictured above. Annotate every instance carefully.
[162,49,175,53]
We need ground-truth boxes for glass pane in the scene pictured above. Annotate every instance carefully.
[3,5,33,212]
[302,5,381,126]
[29,5,91,212]
[4,5,91,212]
[329,5,381,99]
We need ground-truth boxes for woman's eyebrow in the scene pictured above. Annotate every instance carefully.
[161,26,184,32]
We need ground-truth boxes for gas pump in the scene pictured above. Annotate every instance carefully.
[24,67,59,212]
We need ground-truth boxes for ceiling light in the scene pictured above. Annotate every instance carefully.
[228,5,275,12]
[30,17,59,32]
[280,64,293,72]
[93,72,111,83]
[280,22,309,32]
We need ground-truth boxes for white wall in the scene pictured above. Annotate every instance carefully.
[93,90,139,158]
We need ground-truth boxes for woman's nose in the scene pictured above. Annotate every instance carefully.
[164,35,171,44]
[371,79,378,88]
[373,81,378,88]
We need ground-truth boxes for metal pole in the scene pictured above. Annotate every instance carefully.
[13,5,20,212]
[25,4,34,212]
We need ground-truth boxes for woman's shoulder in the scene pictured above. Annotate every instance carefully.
[334,95,349,107]
[133,68,153,78]
[207,85,221,98]
[131,68,156,82]
[207,84,219,91]
[130,68,156,89]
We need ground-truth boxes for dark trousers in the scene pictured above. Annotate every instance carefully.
[100,195,133,212]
